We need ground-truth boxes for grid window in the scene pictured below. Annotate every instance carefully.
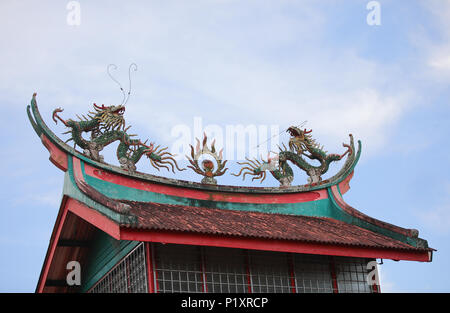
[153,243,204,293]
[334,257,374,293]
[204,246,249,293]
[88,241,379,293]
[89,243,148,293]
[249,250,292,293]
[293,254,334,293]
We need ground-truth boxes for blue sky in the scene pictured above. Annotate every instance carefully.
[0,0,449,292]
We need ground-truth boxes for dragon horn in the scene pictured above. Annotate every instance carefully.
[93,103,106,110]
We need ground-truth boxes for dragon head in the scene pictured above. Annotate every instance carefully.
[287,126,312,155]
[92,103,126,131]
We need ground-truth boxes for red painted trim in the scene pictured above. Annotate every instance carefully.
[152,244,160,293]
[329,256,339,293]
[120,228,432,262]
[85,164,327,204]
[36,197,69,293]
[41,134,68,171]
[73,157,130,214]
[145,243,155,293]
[372,283,380,293]
[244,250,252,293]
[72,157,85,183]
[337,170,353,195]
[66,198,121,240]
[288,253,296,293]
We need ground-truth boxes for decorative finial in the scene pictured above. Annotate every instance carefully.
[186,133,228,184]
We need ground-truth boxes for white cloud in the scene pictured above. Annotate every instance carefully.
[429,52,450,71]
[417,202,450,236]
[0,1,422,159]
[417,1,450,78]
[415,182,450,236]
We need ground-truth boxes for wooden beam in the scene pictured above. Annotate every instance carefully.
[57,239,90,247]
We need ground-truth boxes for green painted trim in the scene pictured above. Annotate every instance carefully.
[84,173,334,217]
[336,184,342,197]
[81,231,140,292]
[64,157,133,225]
[26,105,42,136]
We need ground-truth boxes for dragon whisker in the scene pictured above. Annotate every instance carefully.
[238,161,257,169]
[161,160,175,173]
[261,171,266,183]
[242,171,255,181]
[251,174,262,182]
[156,163,171,172]
[245,157,259,167]
[231,166,253,177]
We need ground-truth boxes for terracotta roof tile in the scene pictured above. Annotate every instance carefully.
[122,200,428,251]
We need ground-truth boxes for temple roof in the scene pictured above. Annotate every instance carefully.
[28,94,434,293]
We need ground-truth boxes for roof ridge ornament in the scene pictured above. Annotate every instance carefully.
[51,102,184,174]
[233,126,355,187]
[186,133,228,185]
[29,92,362,189]
[49,64,185,173]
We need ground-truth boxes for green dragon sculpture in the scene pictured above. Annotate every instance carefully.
[52,103,184,173]
[232,126,354,186]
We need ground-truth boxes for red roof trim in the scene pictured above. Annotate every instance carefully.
[67,197,121,240]
[85,163,328,204]
[41,134,67,171]
[120,228,432,262]
[36,197,69,293]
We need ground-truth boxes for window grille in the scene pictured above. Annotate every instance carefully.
[203,246,249,293]
[153,244,204,293]
[248,250,292,293]
[89,243,148,293]
[89,242,378,293]
[293,254,334,293]
[334,256,374,293]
